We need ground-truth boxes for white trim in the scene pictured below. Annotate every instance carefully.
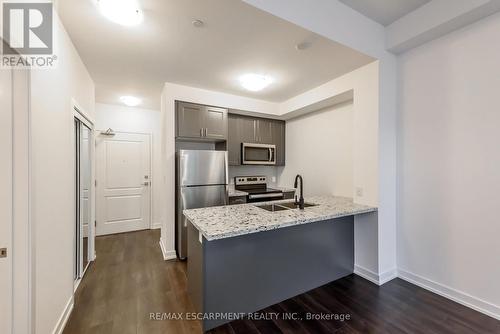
[11,66,35,334]
[51,295,74,334]
[398,269,500,321]
[151,221,162,229]
[159,237,176,261]
[379,268,398,285]
[354,265,397,285]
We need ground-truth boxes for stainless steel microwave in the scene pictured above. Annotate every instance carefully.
[241,143,276,165]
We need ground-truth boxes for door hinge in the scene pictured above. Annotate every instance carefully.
[0,248,7,258]
[95,220,97,227]
[95,180,97,187]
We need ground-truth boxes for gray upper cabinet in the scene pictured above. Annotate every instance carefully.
[176,101,227,140]
[205,106,227,139]
[177,102,205,138]
[256,119,273,144]
[227,114,240,165]
[272,120,286,166]
[227,113,285,166]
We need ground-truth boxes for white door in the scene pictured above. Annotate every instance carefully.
[0,69,13,334]
[96,132,151,235]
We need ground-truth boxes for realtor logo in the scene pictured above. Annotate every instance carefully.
[2,2,53,55]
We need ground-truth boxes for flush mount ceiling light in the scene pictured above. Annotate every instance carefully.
[239,74,273,92]
[120,95,142,107]
[192,19,204,28]
[97,0,143,26]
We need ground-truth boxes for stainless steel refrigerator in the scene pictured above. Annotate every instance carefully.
[175,150,228,260]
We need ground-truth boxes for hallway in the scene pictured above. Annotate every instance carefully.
[63,230,202,334]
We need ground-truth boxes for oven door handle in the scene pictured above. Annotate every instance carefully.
[248,193,284,200]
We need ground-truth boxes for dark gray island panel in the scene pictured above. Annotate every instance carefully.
[187,216,354,331]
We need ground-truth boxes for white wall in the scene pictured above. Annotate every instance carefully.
[278,102,353,197]
[30,12,95,334]
[398,12,500,319]
[278,62,381,279]
[95,103,162,228]
[244,0,398,280]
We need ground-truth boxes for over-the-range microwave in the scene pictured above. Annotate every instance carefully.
[241,143,276,165]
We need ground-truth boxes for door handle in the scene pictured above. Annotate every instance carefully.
[143,182,149,186]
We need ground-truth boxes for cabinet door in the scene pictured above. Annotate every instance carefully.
[205,106,227,139]
[273,120,286,166]
[238,116,257,143]
[227,114,240,165]
[257,119,273,144]
[177,102,204,138]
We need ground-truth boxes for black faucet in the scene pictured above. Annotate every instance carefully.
[294,174,305,210]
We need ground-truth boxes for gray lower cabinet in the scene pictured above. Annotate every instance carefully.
[176,101,227,140]
[228,113,286,166]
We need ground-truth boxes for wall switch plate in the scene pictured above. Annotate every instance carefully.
[356,187,363,197]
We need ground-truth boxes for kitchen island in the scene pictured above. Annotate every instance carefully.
[183,196,377,331]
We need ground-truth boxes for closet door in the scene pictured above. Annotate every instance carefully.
[74,118,92,281]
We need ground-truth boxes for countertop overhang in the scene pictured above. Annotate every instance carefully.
[183,196,377,241]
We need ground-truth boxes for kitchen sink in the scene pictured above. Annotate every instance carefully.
[278,201,317,209]
[255,204,291,212]
[255,201,317,212]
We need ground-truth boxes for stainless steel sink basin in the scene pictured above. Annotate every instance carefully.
[255,204,290,212]
[255,201,317,212]
[278,201,317,209]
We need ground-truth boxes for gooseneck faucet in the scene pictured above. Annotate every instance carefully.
[294,174,305,210]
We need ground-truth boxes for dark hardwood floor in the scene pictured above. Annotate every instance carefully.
[64,230,500,334]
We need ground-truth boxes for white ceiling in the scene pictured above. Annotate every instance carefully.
[339,0,431,26]
[58,0,374,110]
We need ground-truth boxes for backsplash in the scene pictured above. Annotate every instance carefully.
[228,166,279,186]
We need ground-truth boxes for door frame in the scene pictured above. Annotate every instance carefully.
[95,130,154,232]
[72,100,96,290]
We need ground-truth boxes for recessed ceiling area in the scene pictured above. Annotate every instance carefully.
[58,0,374,109]
[339,0,431,26]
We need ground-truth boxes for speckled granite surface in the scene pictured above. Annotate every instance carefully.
[184,196,377,241]
[228,188,248,197]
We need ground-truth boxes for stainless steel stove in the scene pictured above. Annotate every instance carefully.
[234,176,283,202]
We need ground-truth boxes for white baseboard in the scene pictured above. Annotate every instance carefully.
[52,295,74,334]
[354,265,397,286]
[398,269,500,321]
[151,221,162,229]
[159,237,177,261]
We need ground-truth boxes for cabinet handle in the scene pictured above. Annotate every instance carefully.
[205,128,208,137]
[200,128,203,137]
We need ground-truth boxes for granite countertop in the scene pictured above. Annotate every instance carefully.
[228,188,248,197]
[184,196,377,241]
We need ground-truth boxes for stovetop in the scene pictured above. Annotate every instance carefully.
[234,176,283,195]
[242,187,282,195]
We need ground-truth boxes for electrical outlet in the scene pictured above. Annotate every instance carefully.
[271,176,276,183]
[356,187,363,197]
